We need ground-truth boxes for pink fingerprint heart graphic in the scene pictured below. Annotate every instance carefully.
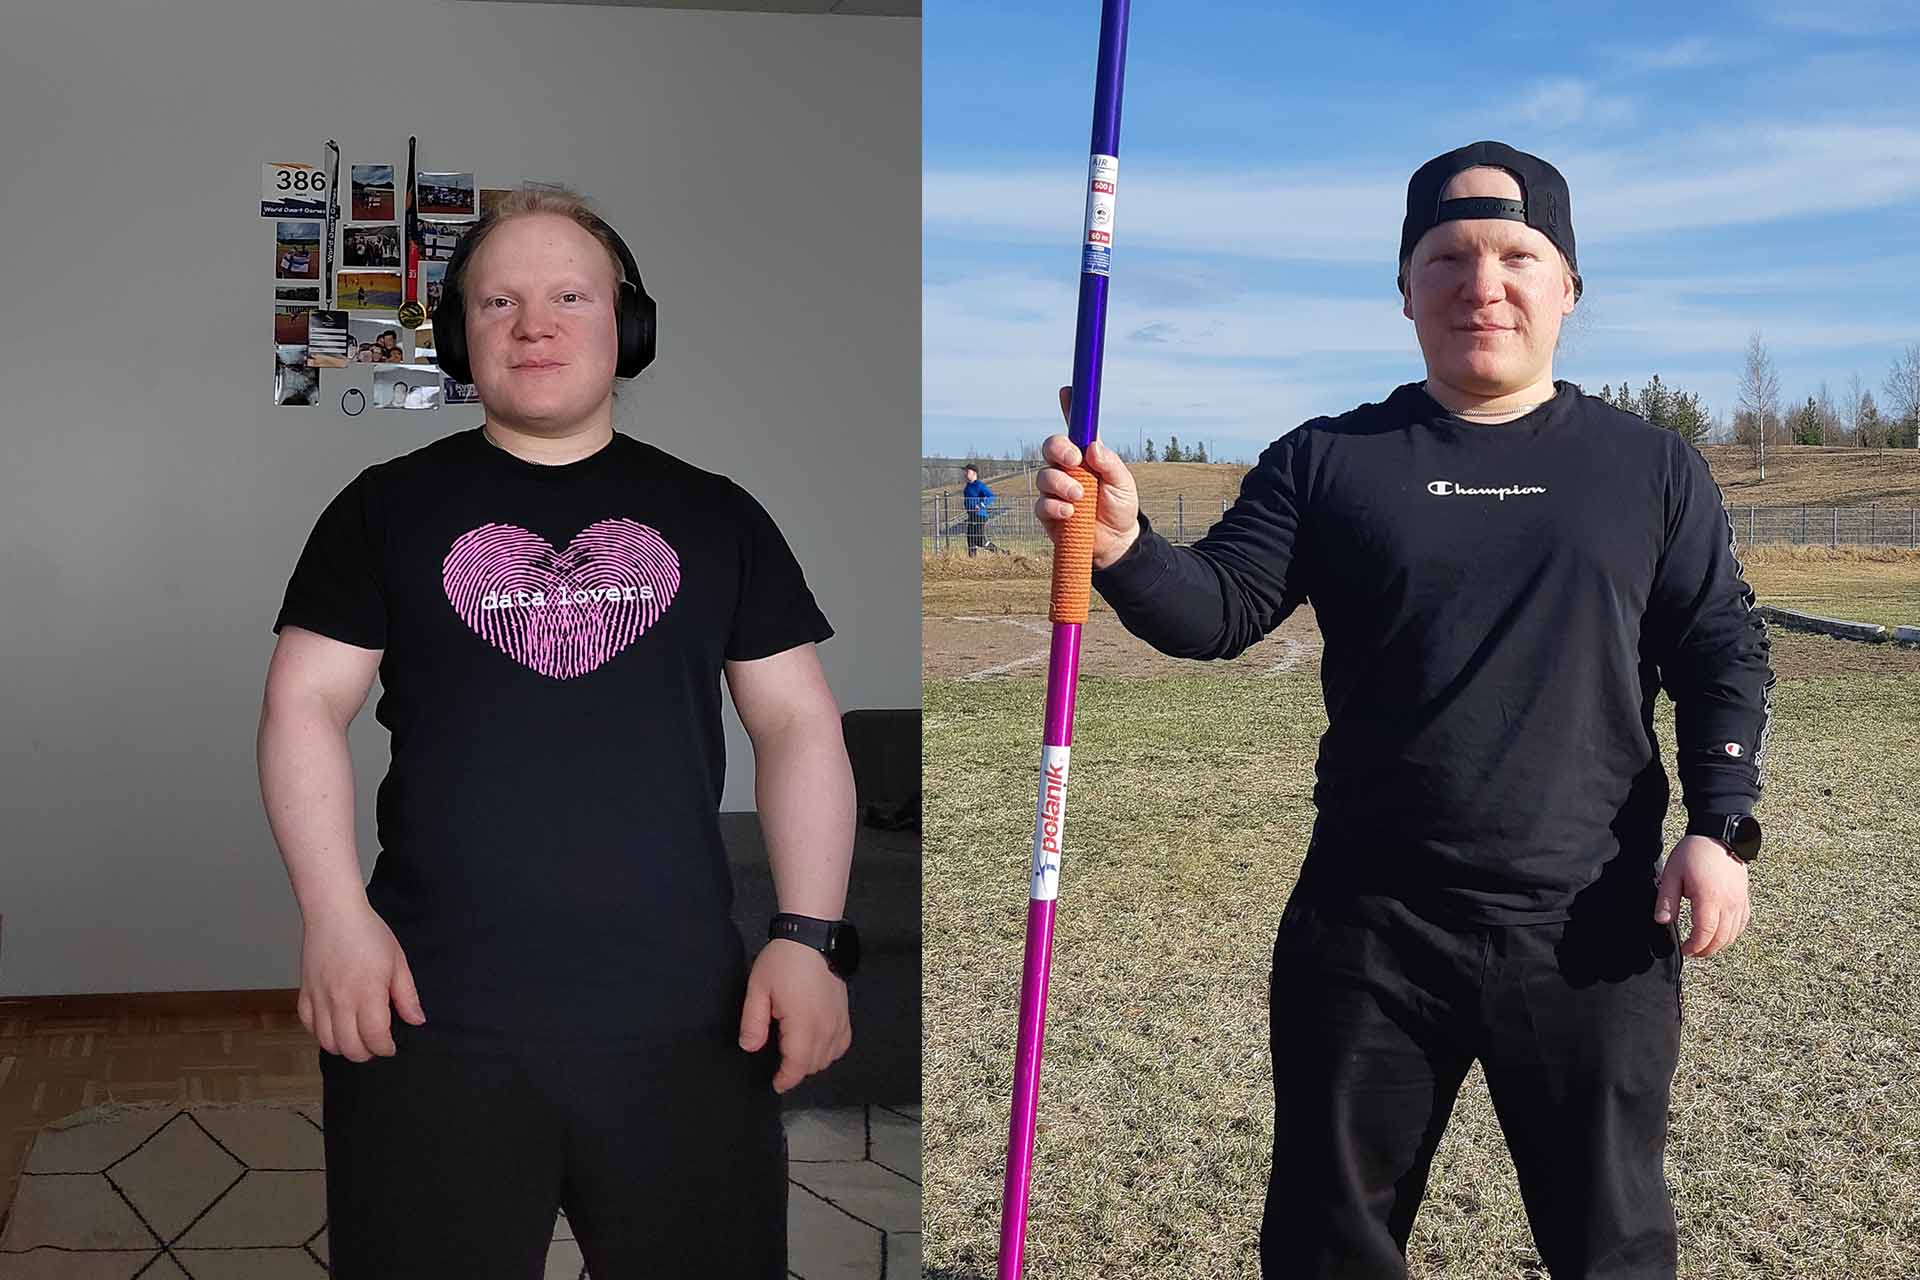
[444,519,681,680]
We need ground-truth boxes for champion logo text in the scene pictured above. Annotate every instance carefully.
[1427,480,1549,500]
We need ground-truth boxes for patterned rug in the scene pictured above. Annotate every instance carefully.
[0,1098,920,1278]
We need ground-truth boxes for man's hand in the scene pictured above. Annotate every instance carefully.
[1034,385,1143,570]
[298,900,427,1062]
[738,938,851,1093]
[1654,835,1752,958]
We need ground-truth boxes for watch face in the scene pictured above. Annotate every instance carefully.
[827,922,861,978]
[1729,815,1762,860]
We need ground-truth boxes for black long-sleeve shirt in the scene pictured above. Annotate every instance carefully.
[1091,380,1776,923]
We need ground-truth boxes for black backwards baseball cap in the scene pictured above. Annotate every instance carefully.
[1397,140,1581,300]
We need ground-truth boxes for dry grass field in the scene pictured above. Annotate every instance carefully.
[921,535,1920,1278]
[924,545,1920,632]
[927,446,1920,513]
[1737,546,1920,631]
[923,671,1920,1279]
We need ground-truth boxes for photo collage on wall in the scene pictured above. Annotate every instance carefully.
[265,153,505,408]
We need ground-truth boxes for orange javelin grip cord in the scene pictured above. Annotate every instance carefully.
[1049,465,1099,624]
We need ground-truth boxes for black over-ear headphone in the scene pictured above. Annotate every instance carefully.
[432,210,657,384]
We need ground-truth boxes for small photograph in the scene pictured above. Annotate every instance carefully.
[420,219,472,262]
[478,186,513,218]
[442,376,480,405]
[351,164,395,221]
[376,365,442,410]
[343,224,402,270]
[274,346,319,405]
[274,221,323,280]
[306,309,350,367]
[418,171,477,218]
[421,260,448,315]
[413,323,435,358]
[275,285,321,303]
[336,270,402,311]
[274,303,314,345]
[347,315,410,365]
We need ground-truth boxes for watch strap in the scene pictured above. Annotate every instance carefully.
[768,913,836,950]
[767,912,858,978]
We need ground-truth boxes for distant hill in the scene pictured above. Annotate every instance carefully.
[1696,446,1920,507]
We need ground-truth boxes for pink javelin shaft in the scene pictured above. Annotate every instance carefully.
[997,637,1086,1277]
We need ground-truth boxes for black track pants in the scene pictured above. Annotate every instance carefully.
[1260,887,1683,1280]
[319,1019,787,1279]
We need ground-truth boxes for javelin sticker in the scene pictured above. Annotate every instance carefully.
[1081,154,1119,276]
[1029,745,1072,900]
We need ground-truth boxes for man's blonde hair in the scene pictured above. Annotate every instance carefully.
[450,183,628,298]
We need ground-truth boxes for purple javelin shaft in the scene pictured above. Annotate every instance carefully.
[997,1,1130,1275]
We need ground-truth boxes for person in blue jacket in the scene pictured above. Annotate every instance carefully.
[962,464,996,555]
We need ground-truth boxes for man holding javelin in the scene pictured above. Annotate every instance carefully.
[1032,141,1773,1279]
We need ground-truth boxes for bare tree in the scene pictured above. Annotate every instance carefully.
[1736,332,1780,479]
[1883,343,1920,450]
[1843,371,1865,446]
[1860,389,1884,453]
[1815,379,1837,445]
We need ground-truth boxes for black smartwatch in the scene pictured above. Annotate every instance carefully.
[768,913,861,979]
[1685,813,1762,863]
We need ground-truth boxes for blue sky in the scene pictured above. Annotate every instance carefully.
[923,0,1920,463]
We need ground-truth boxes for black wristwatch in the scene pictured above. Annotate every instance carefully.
[768,913,861,979]
[1685,813,1762,863]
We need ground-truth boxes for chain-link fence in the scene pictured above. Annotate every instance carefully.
[923,492,1231,554]
[1725,505,1920,548]
[923,494,1920,554]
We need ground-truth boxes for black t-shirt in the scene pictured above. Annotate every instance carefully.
[272,427,833,1039]
[1091,381,1775,924]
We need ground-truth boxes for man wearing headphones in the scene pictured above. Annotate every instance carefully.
[259,185,859,1277]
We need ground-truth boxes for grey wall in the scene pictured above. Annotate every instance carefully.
[0,0,919,998]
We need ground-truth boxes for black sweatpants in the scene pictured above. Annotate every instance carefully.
[318,1017,787,1279]
[1260,884,1683,1279]
[965,513,987,553]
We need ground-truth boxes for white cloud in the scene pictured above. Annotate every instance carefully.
[1616,35,1722,72]
[1753,0,1920,35]
[1518,78,1636,129]
[1601,253,1920,298]
[1580,283,1913,355]
[1561,124,1920,238]
[924,169,1404,263]
[921,256,1914,453]
[921,269,1413,440]
[925,123,1920,263]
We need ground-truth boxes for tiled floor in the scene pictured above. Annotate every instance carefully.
[787,1103,920,1279]
[0,1099,919,1278]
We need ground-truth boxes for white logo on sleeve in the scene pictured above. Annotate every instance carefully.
[1427,480,1549,500]
[1723,742,1744,757]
